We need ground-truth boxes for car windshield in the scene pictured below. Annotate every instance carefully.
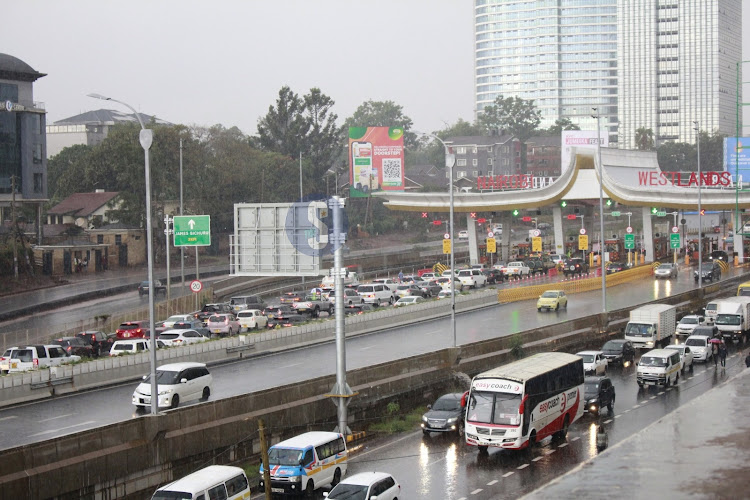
[12,350,33,362]
[657,265,672,270]
[267,447,304,466]
[327,483,368,500]
[207,315,225,323]
[541,291,558,298]
[397,285,410,290]
[467,391,521,425]
[602,341,621,352]
[580,354,595,363]
[715,314,740,325]
[680,317,699,325]
[143,370,181,385]
[358,286,374,292]
[237,312,254,318]
[584,381,599,395]
[432,396,460,411]
[640,357,666,367]
[686,338,705,347]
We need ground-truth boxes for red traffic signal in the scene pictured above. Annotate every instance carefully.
[522,216,532,222]
[567,214,577,220]
[477,218,486,223]
[470,212,477,218]
[432,220,442,226]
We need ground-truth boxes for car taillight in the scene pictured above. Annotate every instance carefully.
[136,329,143,334]
[67,346,72,352]
[33,358,39,367]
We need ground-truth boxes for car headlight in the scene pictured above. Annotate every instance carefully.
[422,416,429,422]
[588,398,599,405]
[158,389,173,396]
[447,417,458,423]
[290,476,301,482]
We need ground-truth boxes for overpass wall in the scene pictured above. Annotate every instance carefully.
[0,277,738,499]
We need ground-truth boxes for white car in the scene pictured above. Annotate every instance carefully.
[676,315,705,336]
[502,261,531,278]
[457,268,487,288]
[132,362,213,410]
[162,314,195,329]
[158,329,208,347]
[2,345,81,373]
[236,309,268,331]
[577,350,607,375]
[665,344,694,373]
[110,339,163,356]
[420,272,437,281]
[371,278,399,293]
[549,254,565,265]
[685,334,712,362]
[437,289,454,300]
[329,288,364,306]
[393,296,425,307]
[356,283,394,306]
[458,230,469,240]
[324,472,401,500]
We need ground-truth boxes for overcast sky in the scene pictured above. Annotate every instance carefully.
[5,1,749,136]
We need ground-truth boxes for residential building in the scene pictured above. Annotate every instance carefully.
[473,0,742,149]
[46,190,121,228]
[444,135,521,180]
[526,136,562,178]
[0,53,47,238]
[46,109,171,158]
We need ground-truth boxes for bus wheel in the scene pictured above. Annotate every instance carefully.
[332,468,342,487]
[304,479,314,497]
[557,415,570,440]
[528,430,537,449]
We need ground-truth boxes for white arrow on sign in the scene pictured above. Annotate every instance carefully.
[188,219,196,229]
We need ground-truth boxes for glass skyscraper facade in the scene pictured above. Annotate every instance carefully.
[474,0,742,149]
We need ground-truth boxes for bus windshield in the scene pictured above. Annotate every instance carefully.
[467,391,521,425]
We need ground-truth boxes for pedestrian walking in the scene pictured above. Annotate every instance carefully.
[712,341,719,367]
[744,351,750,368]
[398,270,404,283]
[719,341,728,367]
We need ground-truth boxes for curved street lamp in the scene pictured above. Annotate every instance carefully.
[87,93,158,415]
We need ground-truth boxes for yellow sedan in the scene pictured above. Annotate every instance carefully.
[537,290,568,312]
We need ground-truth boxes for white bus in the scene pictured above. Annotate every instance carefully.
[151,465,250,500]
[464,352,585,452]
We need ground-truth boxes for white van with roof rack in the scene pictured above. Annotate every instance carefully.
[151,465,250,500]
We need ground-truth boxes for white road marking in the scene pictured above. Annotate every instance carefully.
[424,330,441,336]
[532,456,544,462]
[571,436,580,442]
[503,472,514,478]
[39,414,73,422]
[614,414,622,419]
[517,463,529,470]
[279,362,303,368]
[358,346,375,351]
[487,480,498,486]
[558,443,568,448]
[471,489,483,495]
[632,405,641,409]
[649,396,657,400]
[603,419,613,424]
[622,409,631,414]
[0,416,17,422]
[546,449,556,455]
[29,421,96,437]
[657,391,665,395]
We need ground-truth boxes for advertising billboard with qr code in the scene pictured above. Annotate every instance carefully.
[349,126,405,198]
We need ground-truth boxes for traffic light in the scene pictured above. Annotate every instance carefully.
[432,220,442,226]
[561,200,568,208]
[421,212,428,218]
[605,199,613,207]
[512,209,520,216]
[651,207,658,214]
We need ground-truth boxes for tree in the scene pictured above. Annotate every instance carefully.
[343,100,416,148]
[477,96,542,169]
[256,86,309,157]
[635,127,655,151]
[545,118,580,136]
[303,88,343,191]
[46,144,94,205]
[656,141,694,172]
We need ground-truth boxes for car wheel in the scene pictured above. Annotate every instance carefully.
[376,299,381,307]
[170,394,180,409]
[456,422,465,438]
[537,307,542,312]
[555,303,559,311]
[201,387,210,401]
[664,377,670,388]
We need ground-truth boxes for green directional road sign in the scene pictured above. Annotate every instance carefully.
[624,233,635,250]
[670,232,680,249]
[611,211,621,217]
[173,215,211,247]
[656,211,667,217]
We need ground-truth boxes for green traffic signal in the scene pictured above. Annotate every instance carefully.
[606,199,613,207]
[512,209,520,216]
[651,207,658,214]
[560,200,567,208]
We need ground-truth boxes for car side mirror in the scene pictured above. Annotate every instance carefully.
[180,378,188,384]
[427,404,432,410]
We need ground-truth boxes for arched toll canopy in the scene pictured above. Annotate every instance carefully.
[375,148,750,212]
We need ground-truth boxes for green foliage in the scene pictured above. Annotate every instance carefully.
[386,401,400,416]
[256,86,309,158]
[544,118,580,136]
[477,96,541,142]
[343,100,417,148]
[635,127,655,151]
[509,333,525,360]
[368,404,427,434]
[656,130,725,172]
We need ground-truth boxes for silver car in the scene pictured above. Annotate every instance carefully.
[654,263,678,279]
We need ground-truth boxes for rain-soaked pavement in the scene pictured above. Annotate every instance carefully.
[524,356,750,500]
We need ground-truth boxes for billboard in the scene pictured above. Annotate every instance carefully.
[349,127,405,197]
[723,137,750,173]
[561,130,608,174]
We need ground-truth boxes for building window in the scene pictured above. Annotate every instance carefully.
[456,147,466,154]
[32,114,42,134]
[473,170,479,177]
[472,147,478,154]
[33,173,43,193]
[115,235,122,245]
[458,171,466,178]
[472,158,478,166]
[97,235,104,244]
[487,158,493,165]
[487,146,493,152]
[457,158,467,167]
[33,144,42,164]
[487,171,493,176]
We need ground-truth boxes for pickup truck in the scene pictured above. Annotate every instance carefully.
[293,294,334,317]
[502,261,531,279]
[137,280,167,296]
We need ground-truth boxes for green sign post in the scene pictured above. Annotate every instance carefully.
[670,232,680,249]
[624,233,635,250]
[173,215,211,247]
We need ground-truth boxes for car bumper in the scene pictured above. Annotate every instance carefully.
[132,392,173,408]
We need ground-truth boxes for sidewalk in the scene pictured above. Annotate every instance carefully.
[525,354,750,499]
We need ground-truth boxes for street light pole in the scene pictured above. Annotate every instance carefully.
[694,121,702,288]
[179,137,185,287]
[593,108,607,312]
[87,93,158,415]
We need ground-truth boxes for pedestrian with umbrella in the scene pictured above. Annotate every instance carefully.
[709,338,721,367]
[719,340,728,368]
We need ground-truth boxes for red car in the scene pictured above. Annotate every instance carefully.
[115,320,149,339]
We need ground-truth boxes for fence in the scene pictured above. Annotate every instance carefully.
[1,287,213,351]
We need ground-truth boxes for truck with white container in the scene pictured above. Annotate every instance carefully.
[713,296,750,343]
[623,303,677,349]
[321,267,360,288]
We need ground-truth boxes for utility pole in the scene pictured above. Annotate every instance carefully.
[258,419,272,500]
[11,175,18,280]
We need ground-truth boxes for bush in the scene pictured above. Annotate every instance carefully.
[509,333,525,360]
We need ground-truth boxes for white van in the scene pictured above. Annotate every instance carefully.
[356,283,393,306]
[151,465,250,500]
[457,268,487,288]
[259,431,348,496]
[636,348,681,388]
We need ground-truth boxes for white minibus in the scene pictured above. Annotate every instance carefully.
[151,465,250,500]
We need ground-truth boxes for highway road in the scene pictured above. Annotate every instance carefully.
[0,265,740,451]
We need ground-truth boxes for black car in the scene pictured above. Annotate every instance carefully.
[137,280,166,296]
[606,262,627,274]
[278,291,307,304]
[421,393,465,436]
[601,339,636,365]
[266,313,306,328]
[584,376,615,415]
[416,280,442,297]
[263,304,295,318]
[52,336,95,358]
[525,259,546,276]
[694,262,721,283]
[708,250,729,262]
[75,331,115,357]
[194,303,233,323]
[483,268,505,284]
[563,258,589,277]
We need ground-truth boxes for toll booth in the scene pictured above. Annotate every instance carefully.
[604,238,624,263]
